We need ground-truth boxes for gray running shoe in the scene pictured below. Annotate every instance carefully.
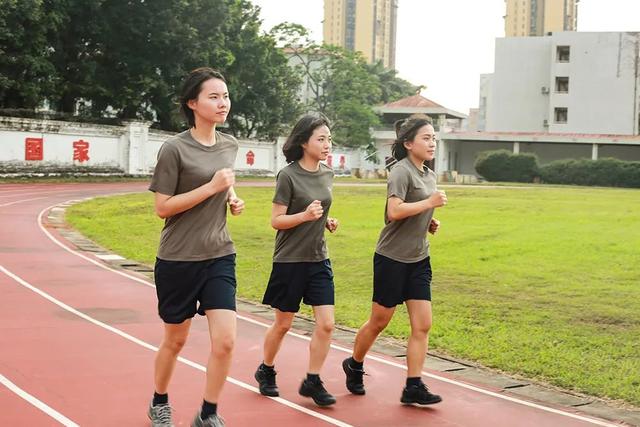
[191,412,225,427]
[148,401,174,427]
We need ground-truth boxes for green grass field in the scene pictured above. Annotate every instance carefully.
[66,185,640,405]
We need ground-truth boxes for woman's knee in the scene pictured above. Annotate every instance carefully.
[211,334,235,358]
[369,315,392,333]
[411,321,432,338]
[315,319,334,336]
[163,335,188,354]
[273,318,293,335]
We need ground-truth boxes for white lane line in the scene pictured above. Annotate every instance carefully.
[94,254,125,261]
[37,200,619,427]
[0,373,80,426]
[0,197,48,208]
[0,264,352,427]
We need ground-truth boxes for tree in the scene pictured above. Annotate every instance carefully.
[45,0,103,113]
[0,0,56,109]
[1,0,302,139]
[271,23,418,150]
[221,1,302,139]
[85,0,302,137]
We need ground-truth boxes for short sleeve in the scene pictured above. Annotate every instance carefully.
[272,170,293,206]
[387,165,410,201]
[149,142,180,196]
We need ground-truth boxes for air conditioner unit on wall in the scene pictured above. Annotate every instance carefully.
[541,86,550,94]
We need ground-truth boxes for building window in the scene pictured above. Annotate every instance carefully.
[555,77,569,93]
[557,46,570,62]
[554,107,568,123]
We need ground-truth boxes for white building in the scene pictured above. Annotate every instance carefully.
[439,32,640,177]
[484,31,640,135]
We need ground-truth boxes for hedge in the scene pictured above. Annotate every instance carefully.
[474,150,540,183]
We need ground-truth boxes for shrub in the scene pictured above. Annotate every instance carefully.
[474,150,540,183]
[540,158,640,188]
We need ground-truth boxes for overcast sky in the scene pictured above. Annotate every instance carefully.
[249,0,640,114]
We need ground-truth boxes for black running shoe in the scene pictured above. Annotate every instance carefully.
[342,358,365,395]
[299,378,337,406]
[401,382,442,405]
[255,364,279,397]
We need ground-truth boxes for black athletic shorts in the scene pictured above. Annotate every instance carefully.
[262,259,335,312]
[373,253,432,308]
[154,254,237,324]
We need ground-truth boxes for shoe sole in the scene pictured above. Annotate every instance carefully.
[299,388,337,406]
[342,359,366,395]
[400,396,443,406]
[254,371,279,397]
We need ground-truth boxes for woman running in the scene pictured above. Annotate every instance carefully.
[254,113,339,407]
[342,114,447,406]
[148,67,244,427]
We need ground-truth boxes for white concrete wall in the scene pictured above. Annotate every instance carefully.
[0,117,124,168]
[486,32,640,135]
[477,74,492,131]
[235,140,276,172]
[0,116,369,176]
[487,37,551,132]
[548,32,640,134]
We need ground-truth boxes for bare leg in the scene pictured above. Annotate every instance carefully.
[202,309,237,403]
[308,305,335,374]
[154,319,191,394]
[263,309,295,366]
[352,302,395,362]
[405,300,432,378]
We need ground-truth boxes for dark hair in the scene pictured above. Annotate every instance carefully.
[179,67,226,128]
[391,114,433,160]
[282,113,331,163]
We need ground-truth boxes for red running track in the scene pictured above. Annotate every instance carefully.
[0,183,625,426]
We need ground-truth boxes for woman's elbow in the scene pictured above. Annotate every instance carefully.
[155,206,169,219]
[270,219,281,230]
[387,209,400,222]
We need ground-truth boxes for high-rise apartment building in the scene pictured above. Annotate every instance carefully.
[323,0,398,69]
[505,0,578,37]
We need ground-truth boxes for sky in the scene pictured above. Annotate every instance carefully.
[249,0,640,114]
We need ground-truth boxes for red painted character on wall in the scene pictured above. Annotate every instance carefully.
[326,154,333,167]
[25,138,44,161]
[73,139,90,162]
[246,150,255,166]
[339,155,345,169]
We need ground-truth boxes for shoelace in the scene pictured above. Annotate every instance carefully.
[154,404,172,424]
[310,379,329,393]
[348,364,366,379]
[203,414,225,426]
[416,382,431,394]
[263,368,277,385]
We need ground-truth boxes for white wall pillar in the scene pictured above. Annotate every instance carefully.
[275,136,287,172]
[437,138,448,171]
[513,141,520,154]
[592,143,599,160]
[122,121,151,174]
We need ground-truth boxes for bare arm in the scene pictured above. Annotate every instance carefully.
[386,190,447,222]
[154,168,235,219]
[270,200,323,230]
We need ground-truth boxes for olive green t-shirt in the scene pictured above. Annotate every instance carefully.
[272,161,334,263]
[149,130,239,261]
[375,157,438,263]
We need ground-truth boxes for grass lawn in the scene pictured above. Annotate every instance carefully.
[66,185,640,405]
